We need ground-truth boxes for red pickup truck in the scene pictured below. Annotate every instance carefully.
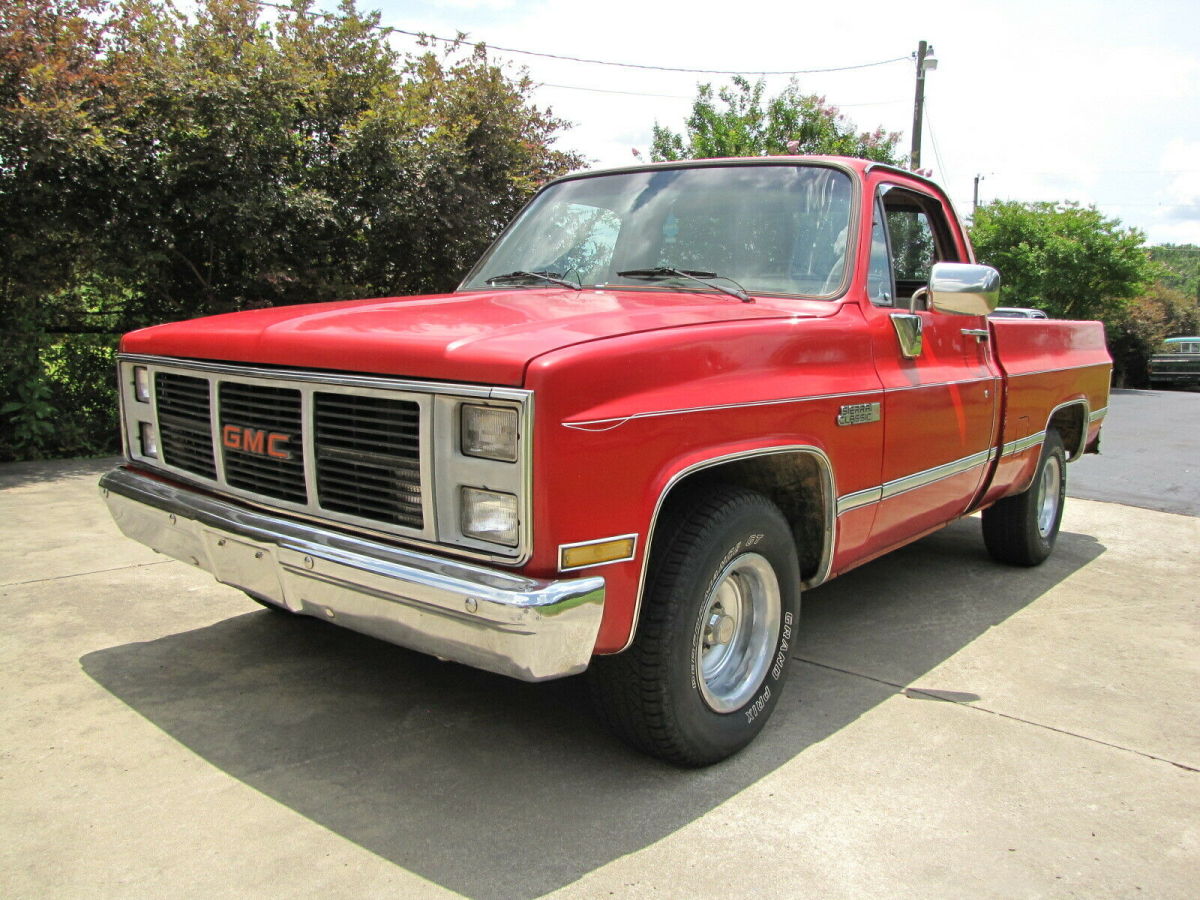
[100,157,1111,765]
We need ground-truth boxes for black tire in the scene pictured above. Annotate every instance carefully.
[982,430,1067,566]
[589,486,801,766]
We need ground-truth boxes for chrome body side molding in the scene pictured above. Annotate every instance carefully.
[880,448,996,500]
[835,447,996,516]
[1002,432,1046,458]
[836,486,882,516]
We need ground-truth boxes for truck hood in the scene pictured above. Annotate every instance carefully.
[121,288,812,386]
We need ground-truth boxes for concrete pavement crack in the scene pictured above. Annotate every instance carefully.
[794,655,1199,774]
[2,559,175,588]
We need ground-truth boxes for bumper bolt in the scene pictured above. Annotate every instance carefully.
[465,598,479,613]
[303,556,314,570]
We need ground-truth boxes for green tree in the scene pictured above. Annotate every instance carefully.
[969,201,1155,322]
[0,0,582,460]
[0,0,132,457]
[1149,244,1200,302]
[1107,283,1200,387]
[651,76,901,163]
[102,0,582,323]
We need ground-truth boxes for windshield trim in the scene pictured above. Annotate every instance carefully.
[457,159,862,302]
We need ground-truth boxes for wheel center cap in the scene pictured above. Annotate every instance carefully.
[707,612,736,646]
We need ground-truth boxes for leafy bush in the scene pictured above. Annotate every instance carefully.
[652,76,901,163]
[1,0,582,461]
[1107,284,1200,387]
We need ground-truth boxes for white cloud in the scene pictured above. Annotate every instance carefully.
[1151,139,1200,242]
[374,0,1200,245]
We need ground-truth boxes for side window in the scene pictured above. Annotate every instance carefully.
[867,201,895,306]
[887,209,937,283]
[880,186,960,307]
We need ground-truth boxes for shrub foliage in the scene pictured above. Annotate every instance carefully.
[0,0,582,460]
[651,76,901,163]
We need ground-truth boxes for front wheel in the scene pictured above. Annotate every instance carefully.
[982,431,1067,566]
[589,486,801,766]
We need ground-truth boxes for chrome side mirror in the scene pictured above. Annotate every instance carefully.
[927,262,1001,316]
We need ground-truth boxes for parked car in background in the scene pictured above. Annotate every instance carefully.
[990,307,1048,319]
[1148,336,1200,389]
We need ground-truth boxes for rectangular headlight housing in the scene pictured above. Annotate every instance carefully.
[133,366,151,402]
[461,404,518,462]
[139,421,158,458]
[460,487,519,546]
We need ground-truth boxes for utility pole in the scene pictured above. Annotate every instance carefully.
[910,41,937,170]
[973,173,985,213]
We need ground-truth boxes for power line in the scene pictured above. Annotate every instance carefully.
[535,80,905,105]
[254,1,909,77]
[536,82,693,100]
[924,103,952,188]
[982,168,1200,176]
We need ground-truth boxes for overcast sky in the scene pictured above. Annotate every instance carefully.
[370,0,1200,246]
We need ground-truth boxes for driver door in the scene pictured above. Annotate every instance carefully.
[864,184,1001,553]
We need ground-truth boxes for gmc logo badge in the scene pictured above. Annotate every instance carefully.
[222,424,293,460]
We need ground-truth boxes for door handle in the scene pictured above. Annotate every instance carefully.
[961,328,990,341]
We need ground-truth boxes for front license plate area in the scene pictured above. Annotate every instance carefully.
[203,531,284,602]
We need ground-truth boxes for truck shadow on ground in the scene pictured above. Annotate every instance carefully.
[81,516,1104,900]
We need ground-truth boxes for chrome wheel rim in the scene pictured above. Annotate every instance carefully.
[1036,455,1063,538]
[696,552,781,713]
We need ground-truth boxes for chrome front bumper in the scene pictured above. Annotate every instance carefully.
[99,467,605,681]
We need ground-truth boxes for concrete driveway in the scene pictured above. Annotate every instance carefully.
[1,448,1197,898]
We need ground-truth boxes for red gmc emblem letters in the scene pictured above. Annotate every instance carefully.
[222,424,292,460]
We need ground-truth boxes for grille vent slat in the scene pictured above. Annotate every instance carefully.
[155,373,216,478]
[315,392,423,528]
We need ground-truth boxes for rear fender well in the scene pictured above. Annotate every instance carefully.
[1047,399,1090,462]
[1006,398,1091,497]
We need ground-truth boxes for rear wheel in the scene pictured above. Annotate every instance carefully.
[982,431,1066,566]
[590,486,801,766]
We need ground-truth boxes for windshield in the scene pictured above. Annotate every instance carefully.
[460,164,855,298]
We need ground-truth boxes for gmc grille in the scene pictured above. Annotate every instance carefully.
[150,369,425,532]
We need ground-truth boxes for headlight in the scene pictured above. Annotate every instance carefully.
[139,421,158,458]
[133,366,151,402]
[461,404,518,462]
[460,487,519,546]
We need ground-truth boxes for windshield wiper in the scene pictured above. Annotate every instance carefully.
[485,270,581,291]
[616,267,753,303]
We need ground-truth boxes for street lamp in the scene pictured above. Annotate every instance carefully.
[911,41,937,171]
